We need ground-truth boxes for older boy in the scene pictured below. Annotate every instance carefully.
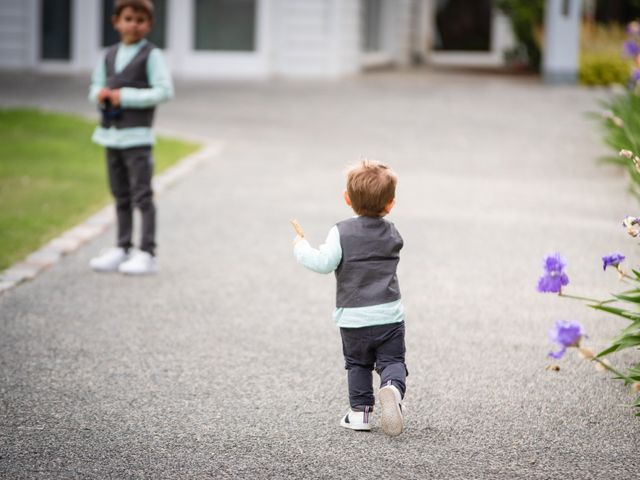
[291,160,407,436]
[88,0,173,275]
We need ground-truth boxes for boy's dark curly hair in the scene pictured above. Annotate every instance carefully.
[114,0,154,19]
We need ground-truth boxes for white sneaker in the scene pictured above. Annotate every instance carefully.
[89,247,129,272]
[118,250,157,275]
[339,407,372,431]
[379,383,403,436]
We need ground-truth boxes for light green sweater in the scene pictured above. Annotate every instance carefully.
[88,39,173,149]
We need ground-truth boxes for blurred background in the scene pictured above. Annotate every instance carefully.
[0,0,638,84]
[3,0,640,271]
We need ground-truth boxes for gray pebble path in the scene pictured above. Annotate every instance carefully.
[0,69,639,479]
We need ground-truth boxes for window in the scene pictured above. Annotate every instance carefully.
[102,0,167,48]
[41,0,71,60]
[194,0,256,51]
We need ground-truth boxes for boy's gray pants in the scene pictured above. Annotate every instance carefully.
[340,321,407,411]
[106,146,156,255]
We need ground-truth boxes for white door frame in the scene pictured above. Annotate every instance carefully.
[360,0,393,68]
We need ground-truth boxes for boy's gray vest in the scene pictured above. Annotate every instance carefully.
[101,42,156,129]
[335,216,403,308]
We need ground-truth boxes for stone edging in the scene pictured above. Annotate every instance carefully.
[0,142,223,296]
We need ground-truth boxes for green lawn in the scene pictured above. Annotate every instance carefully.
[0,109,199,270]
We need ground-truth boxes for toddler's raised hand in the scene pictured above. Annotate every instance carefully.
[290,219,305,244]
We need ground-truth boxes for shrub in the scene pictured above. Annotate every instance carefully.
[599,92,640,200]
[580,53,630,86]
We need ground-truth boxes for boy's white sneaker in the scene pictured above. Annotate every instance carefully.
[379,384,403,436]
[118,250,157,275]
[89,247,129,272]
[340,408,372,431]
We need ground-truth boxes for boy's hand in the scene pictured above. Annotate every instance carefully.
[290,219,305,244]
[97,88,111,103]
[109,89,121,107]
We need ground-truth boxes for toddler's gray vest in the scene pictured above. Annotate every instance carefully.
[335,216,403,308]
[101,42,156,129]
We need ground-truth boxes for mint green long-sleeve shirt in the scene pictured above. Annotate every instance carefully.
[294,225,405,329]
[88,39,173,149]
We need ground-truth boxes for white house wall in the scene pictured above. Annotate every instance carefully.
[0,0,435,77]
[272,0,359,78]
[0,0,516,77]
[329,0,360,77]
[0,0,37,69]
[272,0,332,77]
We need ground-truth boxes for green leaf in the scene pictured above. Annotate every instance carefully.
[612,293,640,303]
[627,362,640,381]
[597,344,622,357]
[599,155,627,166]
[590,304,640,321]
[596,334,640,358]
[618,321,640,337]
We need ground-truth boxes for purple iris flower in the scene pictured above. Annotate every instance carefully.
[624,40,640,58]
[548,320,585,359]
[602,253,625,271]
[632,69,640,84]
[537,253,569,293]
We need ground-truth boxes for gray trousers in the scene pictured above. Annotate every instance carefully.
[106,146,156,255]
[340,321,407,411]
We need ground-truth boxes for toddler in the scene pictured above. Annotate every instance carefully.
[292,160,407,436]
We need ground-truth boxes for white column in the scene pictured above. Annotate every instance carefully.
[0,0,38,68]
[381,0,412,67]
[72,0,101,71]
[543,0,582,84]
[166,0,192,74]
[25,0,39,68]
[413,0,433,63]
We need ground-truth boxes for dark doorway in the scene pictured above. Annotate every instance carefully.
[41,0,71,60]
[595,0,640,24]
[434,0,492,51]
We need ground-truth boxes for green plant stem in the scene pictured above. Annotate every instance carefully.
[591,357,635,384]
[620,271,640,283]
[559,292,613,304]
